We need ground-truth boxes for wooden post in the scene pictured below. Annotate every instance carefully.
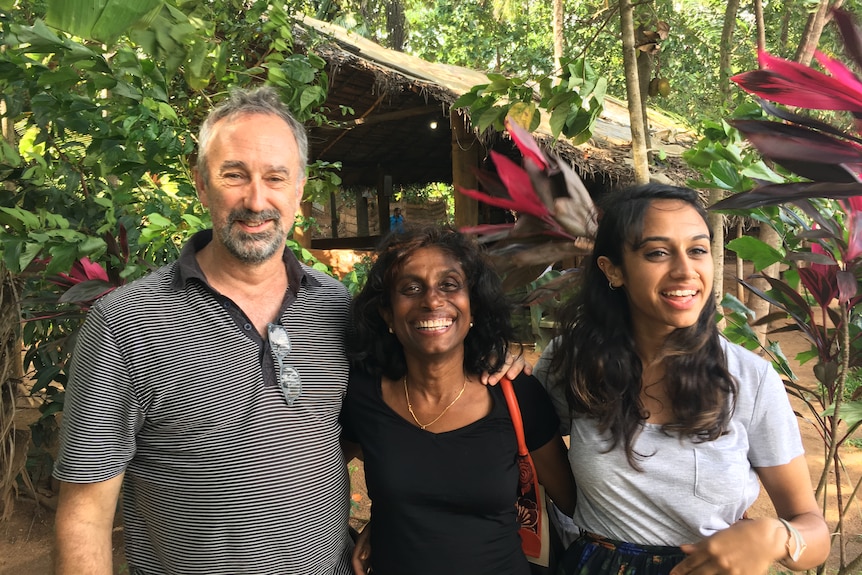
[378,172,392,233]
[355,188,369,237]
[329,192,339,238]
[293,201,313,248]
[451,109,480,229]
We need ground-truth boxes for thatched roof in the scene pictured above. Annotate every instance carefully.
[294,15,696,189]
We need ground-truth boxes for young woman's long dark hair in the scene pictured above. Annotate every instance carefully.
[349,225,516,380]
[549,184,737,468]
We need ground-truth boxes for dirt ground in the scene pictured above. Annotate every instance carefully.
[2,328,861,574]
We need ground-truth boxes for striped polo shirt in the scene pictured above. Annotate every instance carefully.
[54,231,353,574]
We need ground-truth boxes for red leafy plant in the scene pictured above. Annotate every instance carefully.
[458,116,597,302]
[715,8,862,574]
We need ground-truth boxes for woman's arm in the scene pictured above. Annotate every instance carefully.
[530,434,577,517]
[670,455,829,575]
[755,455,830,570]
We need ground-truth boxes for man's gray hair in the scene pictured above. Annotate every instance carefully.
[196,86,309,187]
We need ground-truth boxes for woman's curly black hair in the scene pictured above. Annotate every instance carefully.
[348,225,516,380]
[548,183,738,469]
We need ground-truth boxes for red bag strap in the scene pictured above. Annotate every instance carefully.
[500,377,529,457]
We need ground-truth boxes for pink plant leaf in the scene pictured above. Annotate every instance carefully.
[76,257,110,282]
[712,181,862,210]
[458,186,525,213]
[58,279,116,304]
[842,196,862,261]
[798,248,838,308]
[460,223,516,242]
[814,50,862,99]
[837,269,859,304]
[732,51,862,112]
[505,116,548,171]
[489,151,551,218]
[833,8,862,73]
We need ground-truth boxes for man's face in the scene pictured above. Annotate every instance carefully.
[195,112,306,265]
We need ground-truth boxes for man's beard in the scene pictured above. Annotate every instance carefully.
[217,208,285,264]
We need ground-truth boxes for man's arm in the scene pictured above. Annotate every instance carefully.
[54,475,124,575]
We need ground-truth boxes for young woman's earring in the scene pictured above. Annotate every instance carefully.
[608,280,618,291]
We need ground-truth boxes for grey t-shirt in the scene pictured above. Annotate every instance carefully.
[535,337,803,546]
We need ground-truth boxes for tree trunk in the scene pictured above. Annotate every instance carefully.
[636,51,653,163]
[719,0,740,105]
[553,0,564,76]
[795,0,845,65]
[745,224,782,344]
[754,0,766,51]
[386,0,406,52]
[619,0,650,184]
[708,190,726,315]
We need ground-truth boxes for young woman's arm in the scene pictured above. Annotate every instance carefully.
[670,455,829,575]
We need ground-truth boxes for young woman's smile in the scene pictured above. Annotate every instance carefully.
[599,199,713,344]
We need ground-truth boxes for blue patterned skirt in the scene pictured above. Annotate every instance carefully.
[558,532,687,575]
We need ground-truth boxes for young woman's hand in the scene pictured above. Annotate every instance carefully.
[670,518,785,575]
[481,352,532,386]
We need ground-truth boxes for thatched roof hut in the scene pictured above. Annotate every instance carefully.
[294,15,696,246]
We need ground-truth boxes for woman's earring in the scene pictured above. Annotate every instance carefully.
[469,322,474,328]
[388,326,394,334]
[608,280,618,291]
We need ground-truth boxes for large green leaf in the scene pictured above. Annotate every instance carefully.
[45,0,164,45]
[726,236,785,271]
[824,400,862,427]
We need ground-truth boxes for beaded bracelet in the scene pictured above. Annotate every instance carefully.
[777,518,807,564]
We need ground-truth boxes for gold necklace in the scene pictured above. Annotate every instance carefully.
[403,374,468,430]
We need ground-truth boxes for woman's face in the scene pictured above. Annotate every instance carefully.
[599,199,713,341]
[381,246,473,362]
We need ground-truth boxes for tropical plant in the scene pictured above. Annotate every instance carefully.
[457,116,597,298]
[711,7,862,574]
[0,0,338,493]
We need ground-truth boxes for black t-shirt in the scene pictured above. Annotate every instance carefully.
[341,371,559,575]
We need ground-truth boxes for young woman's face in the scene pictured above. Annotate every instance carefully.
[599,199,713,341]
[381,247,473,362]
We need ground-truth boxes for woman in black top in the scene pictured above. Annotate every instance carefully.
[342,226,576,575]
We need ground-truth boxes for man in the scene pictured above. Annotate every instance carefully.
[389,207,405,233]
[53,87,354,574]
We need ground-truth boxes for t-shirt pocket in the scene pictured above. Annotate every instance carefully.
[692,446,747,506]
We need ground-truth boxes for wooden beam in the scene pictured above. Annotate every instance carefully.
[336,105,442,129]
[451,109,480,229]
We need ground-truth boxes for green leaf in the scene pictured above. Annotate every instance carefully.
[46,243,78,275]
[45,0,165,45]
[77,235,107,254]
[476,106,504,132]
[549,104,569,139]
[720,293,755,319]
[726,236,785,271]
[146,212,172,227]
[741,160,784,184]
[453,89,481,109]
[710,160,744,191]
[0,206,40,229]
[32,364,62,394]
[765,341,795,381]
